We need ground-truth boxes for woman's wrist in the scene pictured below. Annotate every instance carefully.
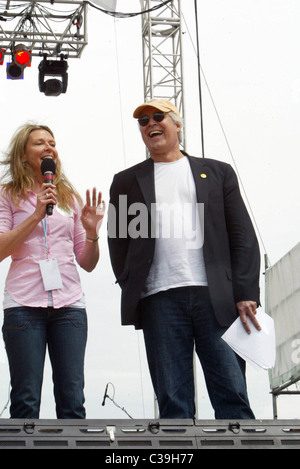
[86,235,99,243]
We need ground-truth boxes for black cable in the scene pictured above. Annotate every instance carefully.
[194,0,205,158]
[87,0,173,19]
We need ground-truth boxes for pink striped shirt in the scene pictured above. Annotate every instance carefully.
[0,188,86,308]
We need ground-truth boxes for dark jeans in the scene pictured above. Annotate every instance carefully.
[141,286,255,420]
[2,306,87,419]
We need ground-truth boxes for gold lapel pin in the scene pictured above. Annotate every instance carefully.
[200,173,207,178]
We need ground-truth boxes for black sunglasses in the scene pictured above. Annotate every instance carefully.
[138,111,166,127]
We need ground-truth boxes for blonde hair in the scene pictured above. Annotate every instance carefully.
[0,123,82,210]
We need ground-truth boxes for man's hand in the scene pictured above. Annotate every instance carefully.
[236,301,261,334]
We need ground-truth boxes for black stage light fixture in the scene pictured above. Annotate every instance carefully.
[6,63,24,79]
[38,57,68,96]
[6,44,32,79]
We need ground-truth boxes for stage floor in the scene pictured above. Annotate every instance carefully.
[0,418,300,449]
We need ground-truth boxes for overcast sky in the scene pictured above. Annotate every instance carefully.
[0,0,299,420]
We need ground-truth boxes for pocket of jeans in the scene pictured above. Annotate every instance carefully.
[2,307,33,335]
[65,309,87,328]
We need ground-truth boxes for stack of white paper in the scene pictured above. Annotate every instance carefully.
[221,309,276,370]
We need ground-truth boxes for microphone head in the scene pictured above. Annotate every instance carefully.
[41,158,56,175]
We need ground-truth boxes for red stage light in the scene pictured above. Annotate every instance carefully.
[14,50,31,67]
[6,44,32,79]
[13,44,32,67]
[0,49,5,65]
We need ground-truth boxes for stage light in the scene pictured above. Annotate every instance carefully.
[6,63,24,79]
[13,44,32,67]
[6,44,32,79]
[38,57,68,96]
[0,49,5,65]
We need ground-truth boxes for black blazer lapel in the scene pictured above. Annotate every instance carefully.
[135,155,209,208]
[135,158,155,213]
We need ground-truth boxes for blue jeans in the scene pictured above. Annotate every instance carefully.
[141,286,255,419]
[2,306,87,419]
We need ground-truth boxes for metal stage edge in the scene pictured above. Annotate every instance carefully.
[0,418,300,450]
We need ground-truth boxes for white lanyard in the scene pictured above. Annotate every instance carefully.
[39,214,63,291]
[41,215,49,258]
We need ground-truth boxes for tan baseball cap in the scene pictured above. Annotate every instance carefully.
[133,98,181,118]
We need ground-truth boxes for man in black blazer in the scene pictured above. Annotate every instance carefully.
[108,99,261,419]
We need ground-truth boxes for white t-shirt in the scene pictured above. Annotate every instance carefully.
[142,156,208,298]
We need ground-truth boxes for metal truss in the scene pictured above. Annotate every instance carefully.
[139,0,185,145]
[0,0,88,59]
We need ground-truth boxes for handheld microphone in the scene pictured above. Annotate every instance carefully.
[41,158,56,216]
[102,384,109,406]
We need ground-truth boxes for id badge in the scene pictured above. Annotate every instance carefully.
[39,258,63,291]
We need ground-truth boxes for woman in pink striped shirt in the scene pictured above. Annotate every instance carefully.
[0,124,105,419]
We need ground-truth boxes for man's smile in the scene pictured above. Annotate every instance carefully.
[149,130,163,138]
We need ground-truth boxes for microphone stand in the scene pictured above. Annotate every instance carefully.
[101,382,133,419]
